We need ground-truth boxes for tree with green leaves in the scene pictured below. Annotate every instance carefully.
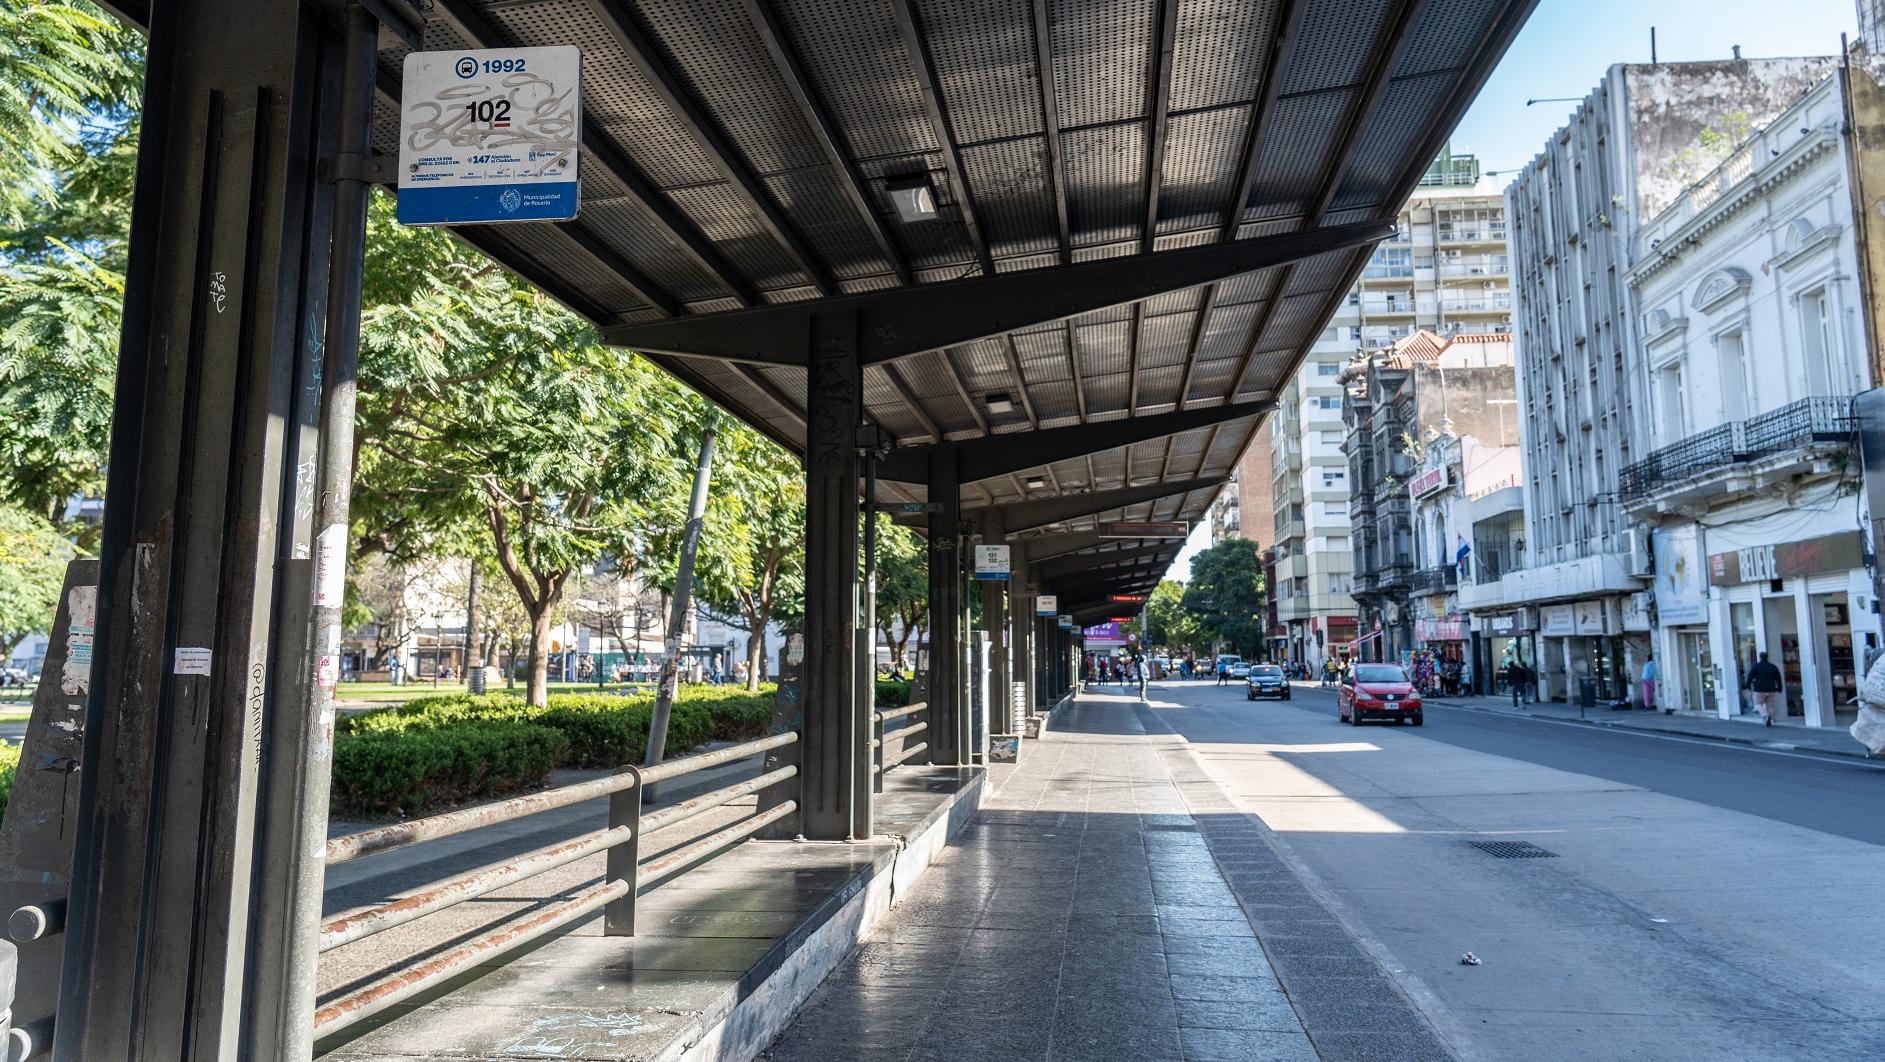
[1180,539,1266,658]
[696,425,804,691]
[0,502,74,658]
[1139,578,1200,654]
[351,192,696,705]
[0,0,143,227]
[873,516,927,672]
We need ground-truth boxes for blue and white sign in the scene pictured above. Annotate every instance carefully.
[1034,594,1057,617]
[398,47,581,226]
[973,545,1010,581]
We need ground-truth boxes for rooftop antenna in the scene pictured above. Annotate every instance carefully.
[1650,26,1657,63]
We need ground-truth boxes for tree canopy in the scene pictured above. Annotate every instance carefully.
[1179,539,1267,657]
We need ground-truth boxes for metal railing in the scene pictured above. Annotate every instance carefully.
[873,701,930,789]
[1409,566,1458,594]
[1438,260,1508,278]
[312,729,800,1039]
[1619,396,1853,498]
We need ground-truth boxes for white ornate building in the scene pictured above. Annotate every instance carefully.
[1625,70,1879,727]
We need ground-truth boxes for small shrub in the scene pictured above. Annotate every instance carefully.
[327,686,780,818]
[0,742,19,827]
[874,679,911,708]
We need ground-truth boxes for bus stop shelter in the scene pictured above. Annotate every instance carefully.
[25,0,1537,1056]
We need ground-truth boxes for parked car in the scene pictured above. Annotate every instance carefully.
[1246,664,1290,701]
[1338,663,1423,725]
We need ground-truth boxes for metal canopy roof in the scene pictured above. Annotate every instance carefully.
[353,0,1533,595]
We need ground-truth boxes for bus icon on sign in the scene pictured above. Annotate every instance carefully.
[455,56,478,79]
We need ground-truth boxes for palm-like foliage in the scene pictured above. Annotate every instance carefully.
[0,0,142,225]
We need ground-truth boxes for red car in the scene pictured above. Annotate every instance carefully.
[1338,663,1424,726]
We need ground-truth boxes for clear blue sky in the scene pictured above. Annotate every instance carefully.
[1170,0,1858,584]
[1454,0,1860,177]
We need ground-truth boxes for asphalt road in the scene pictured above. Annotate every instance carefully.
[1138,678,1885,1062]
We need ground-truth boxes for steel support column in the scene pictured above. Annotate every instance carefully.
[926,450,963,765]
[802,310,865,840]
[1010,543,1032,724]
[978,511,1009,735]
[55,0,372,1057]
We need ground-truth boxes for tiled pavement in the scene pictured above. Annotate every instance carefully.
[758,691,1450,1062]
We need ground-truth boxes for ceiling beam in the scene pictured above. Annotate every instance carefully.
[601,221,1391,367]
[876,400,1273,484]
[1222,0,1308,241]
[586,0,836,296]
[1002,334,1041,429]
[741,0,912,286]
[1030,0,1071,264]
[1036,543,1176,581]
[959,477,1223,536]
[1141,0,1179,253]
[889,0,996,278]
[431,0,758,308]
[1306,0,1432,223]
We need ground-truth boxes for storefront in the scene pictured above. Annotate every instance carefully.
[1415,614,1469,690]
[1702,529,1876,727]
[1540,599,1636,705]
[1471,609,1534,696]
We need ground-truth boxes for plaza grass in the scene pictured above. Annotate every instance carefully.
[329,685,779,819]
[0,742,18,826]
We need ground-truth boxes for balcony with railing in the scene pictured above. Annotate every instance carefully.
[1409,566,1459,595]
[1439,293,1512,313]
[1437,224,1507,245]
[1438,257,1509,279]
[1619,396,1855,506]
[1376,559,1414,591]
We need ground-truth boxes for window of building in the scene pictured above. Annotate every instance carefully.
[1320,502,1345,518]
[1317,362,1340,376]
[1800,287,1846,396]
[1321,469,1345,485]
[1715,329,1749,421]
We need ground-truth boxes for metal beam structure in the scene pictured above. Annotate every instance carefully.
[877,400,1273,484]
[599,222,1390,366]
[1034,543,1178,582]
[926,449,964,766]
[957,478,1224,537]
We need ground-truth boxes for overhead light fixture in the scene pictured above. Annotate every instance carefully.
[1024,475,1048,490]
[985,393,1015,415]
[887,176,938,223]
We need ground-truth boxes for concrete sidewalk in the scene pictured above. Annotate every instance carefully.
[759,691,1450,1062]
[1401,685,1872,758]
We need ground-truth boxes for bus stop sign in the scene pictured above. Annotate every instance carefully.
[398,47,582,225]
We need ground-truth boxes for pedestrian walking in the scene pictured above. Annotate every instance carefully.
[1745,651,1783,726]
[1506,658,1528,707]
[1216,658,1230,686]
[1641,655,1660,712]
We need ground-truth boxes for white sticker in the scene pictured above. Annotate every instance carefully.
[174,647,213,675]
[316,654,339,688]
[315,523,347,609]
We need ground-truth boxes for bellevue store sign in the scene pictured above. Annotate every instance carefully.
[1707,530,1863,586]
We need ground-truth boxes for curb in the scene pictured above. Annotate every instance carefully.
[1424,696,1872,760]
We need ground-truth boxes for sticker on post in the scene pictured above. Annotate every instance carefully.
[397,46,582,225]
[315,523,347,608]
[174,647,213,676]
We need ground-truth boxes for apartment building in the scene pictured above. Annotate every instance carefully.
[1260,145,1509,669]
[1207,435,1274,550]
[1498,54,1840,704]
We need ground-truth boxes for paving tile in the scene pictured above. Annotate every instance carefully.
[1174,995,1305,1033]
[1181,1026,1320,1061]
[1309,1030,1455,1061]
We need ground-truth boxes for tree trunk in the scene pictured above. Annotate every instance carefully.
[526,608,553,704]
[647,415,719,778]
[745,625,765,692]
[465,564,483,668]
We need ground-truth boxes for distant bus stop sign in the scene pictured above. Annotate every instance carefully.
[398,47,582,225]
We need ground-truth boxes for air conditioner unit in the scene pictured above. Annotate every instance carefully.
[1624,527,1652,578]
[1482,281,1496,289]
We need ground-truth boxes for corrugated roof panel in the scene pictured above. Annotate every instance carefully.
[1157,107,1249,234]
[917,0,1042,144]
[662,183,810,290]
[1065,122,1147,248]
[1051,0,1157,128]
[1245,88,1353,221]
[761,169,893,280]
[1074,317,1131,377]
[771,0,937,160]
[1399,0,1508,80]
[1330,72,1455,213]
[1171,0,1279,111]
[960,137,1061,259]
[1140,308,1193,369]
[1279,0,1397,97]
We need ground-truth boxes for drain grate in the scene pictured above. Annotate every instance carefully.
[1468,840,1559,859]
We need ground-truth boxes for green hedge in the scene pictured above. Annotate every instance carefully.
[874,679,910,708]
[0,742,18,827]
[330,686,777,819]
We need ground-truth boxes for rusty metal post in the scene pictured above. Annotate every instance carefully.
[604,764,643,936]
